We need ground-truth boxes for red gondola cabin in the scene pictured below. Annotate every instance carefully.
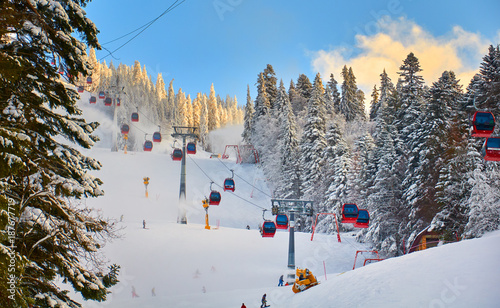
[77,86,84,93]
[223,178,235,192]
[261,221,276,238]
[143,140,153,152]
[86,76,92,84]
[482,137,500,161]
[341,203,359,224]
[98,91,105,99]
[354,209,370,228]
[131,112,139,122]
[120,124,130,134]
[89,96,97,104]
[472,111,495,137]
[172,149,183,161]
[187,142,196,154]
[104,97,112,106]
[275,214,289,230]
[209,191,221,206]
[152,132,162,142]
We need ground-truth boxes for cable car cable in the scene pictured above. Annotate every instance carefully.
[99,0,186,61]
[216,157,273,198]
[187,156,269,211]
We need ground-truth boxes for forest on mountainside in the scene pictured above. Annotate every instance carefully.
[79,49,244,151]
[243,47,500,257]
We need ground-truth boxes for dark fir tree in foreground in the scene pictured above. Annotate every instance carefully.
[0,1,119,307]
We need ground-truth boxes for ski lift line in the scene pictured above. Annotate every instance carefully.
[187,156,269,211]
[99,0,186,61]
[216,157,273,198]
[128,122,149,135]
[100,0,183,46]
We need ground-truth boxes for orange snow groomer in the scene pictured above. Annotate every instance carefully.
[292,268,319,293]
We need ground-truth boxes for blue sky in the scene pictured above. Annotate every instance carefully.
[85,0,500,106]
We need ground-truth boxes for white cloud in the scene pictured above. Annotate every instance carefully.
[311,16,493,97]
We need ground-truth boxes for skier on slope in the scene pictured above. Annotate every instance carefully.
[278,274,284,286]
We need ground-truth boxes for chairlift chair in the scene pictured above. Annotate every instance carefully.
[341,203,359,224]
[472,111,495,138]
[353,209,370,228]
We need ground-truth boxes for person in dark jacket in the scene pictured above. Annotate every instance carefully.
[278,274,284,286]
[261,293,268,307]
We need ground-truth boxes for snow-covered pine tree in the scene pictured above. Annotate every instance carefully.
[351,68,366,121]
[166,79,175,123]
[0,1,119,306]
[349,133,375,204]
[340,66,361,122]
[293,74,312,116]
[463,166,500,238]
[186,94,193,127]
[461,46,500,238]
[319,122,351,230]
[192,93,202,129]
[407,71,463,230]
[376,69,396,125]
[288,79,296,103]
[263,64,278,107]
[275,80,300,199]
[251,72,273,158]
[231,96,239,125]
[476,45,500,111]
[299,73,327,202]
[365,120,406,256]
[326,73,341,116]
[199,94,210,150]
[394,52,425,142]
[242,85,254,144]
[176,88,187,126]
[208,83,220,131]
[155,73,167,123]
[369,85,380,120]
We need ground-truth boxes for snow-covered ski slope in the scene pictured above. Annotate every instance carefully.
[71,93,500,308]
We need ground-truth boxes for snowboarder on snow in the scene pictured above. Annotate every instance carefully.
[261,293,269,307]
[143,220,146,229]
[278,274,284,286]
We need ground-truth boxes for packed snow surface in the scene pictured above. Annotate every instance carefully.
[65,94,500,307]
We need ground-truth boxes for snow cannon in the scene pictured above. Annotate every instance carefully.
[292,268,319,293]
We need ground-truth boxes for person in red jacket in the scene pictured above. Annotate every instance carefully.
[241,304,246,308]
